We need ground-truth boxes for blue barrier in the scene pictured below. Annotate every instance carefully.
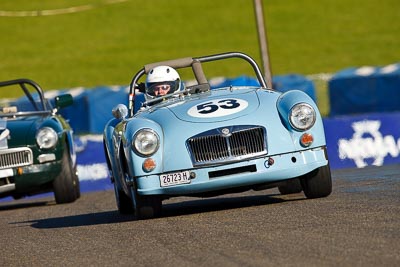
[211,74,317,103]
[58,86,130,134]
[273,74,317,103]
[328,63,400,116]
[210,75,260,88]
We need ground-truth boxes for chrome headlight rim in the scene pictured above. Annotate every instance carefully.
[36,127,58,149]
[132,128,160,157]
[289,103,316,131]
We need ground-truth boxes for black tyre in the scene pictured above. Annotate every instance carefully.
[53,146,80,204]
[114,182,134,214]
[278,178,303,195]
[130,187,162,220]
[301,164,332,199]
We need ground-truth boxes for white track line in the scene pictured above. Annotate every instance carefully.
[0,0,129,17]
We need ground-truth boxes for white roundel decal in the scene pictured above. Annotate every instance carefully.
[187,98,248,118]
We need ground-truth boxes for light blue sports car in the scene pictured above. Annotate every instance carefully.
[103,52,331,219]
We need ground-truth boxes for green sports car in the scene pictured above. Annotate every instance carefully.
[0,79,80,203]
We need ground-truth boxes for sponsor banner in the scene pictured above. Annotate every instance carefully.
[324,112,400,169]
[75,135,112,191]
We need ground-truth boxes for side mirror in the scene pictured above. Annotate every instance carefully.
[112,104,128,120]
[55,94,73,109]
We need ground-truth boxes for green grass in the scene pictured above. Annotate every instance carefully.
[0,0,399,115]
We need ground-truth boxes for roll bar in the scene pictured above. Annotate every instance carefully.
[128,52,269,116]
[0,78,48,111]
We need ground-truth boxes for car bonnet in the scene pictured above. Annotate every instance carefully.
[0,117,38,148]
[165,88,260,123]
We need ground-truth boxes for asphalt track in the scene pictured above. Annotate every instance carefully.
[1,164,399,266]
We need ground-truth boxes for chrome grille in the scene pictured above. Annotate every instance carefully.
[0,148,33,170]
[187,126,267,166]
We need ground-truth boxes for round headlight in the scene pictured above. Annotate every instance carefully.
[36,127,58,149]
[133,129,160,156]
[289,103,316,131]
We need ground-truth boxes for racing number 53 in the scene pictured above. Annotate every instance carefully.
[187,98,248,118]
[197,99,240,114]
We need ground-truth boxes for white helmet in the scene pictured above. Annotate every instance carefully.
[145,65,181,100]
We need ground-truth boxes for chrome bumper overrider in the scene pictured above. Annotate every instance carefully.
[0,183,15,194]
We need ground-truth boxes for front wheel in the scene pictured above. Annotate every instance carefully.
[114,182,134,214]
[130,186,162,220]
[301,164,332,199]
[53,145,80,204]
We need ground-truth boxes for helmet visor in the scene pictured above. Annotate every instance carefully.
[146,80,180,97]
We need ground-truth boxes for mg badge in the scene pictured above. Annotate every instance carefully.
[221,128,231,137]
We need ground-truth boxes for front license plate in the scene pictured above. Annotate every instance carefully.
[160,171,191,187]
